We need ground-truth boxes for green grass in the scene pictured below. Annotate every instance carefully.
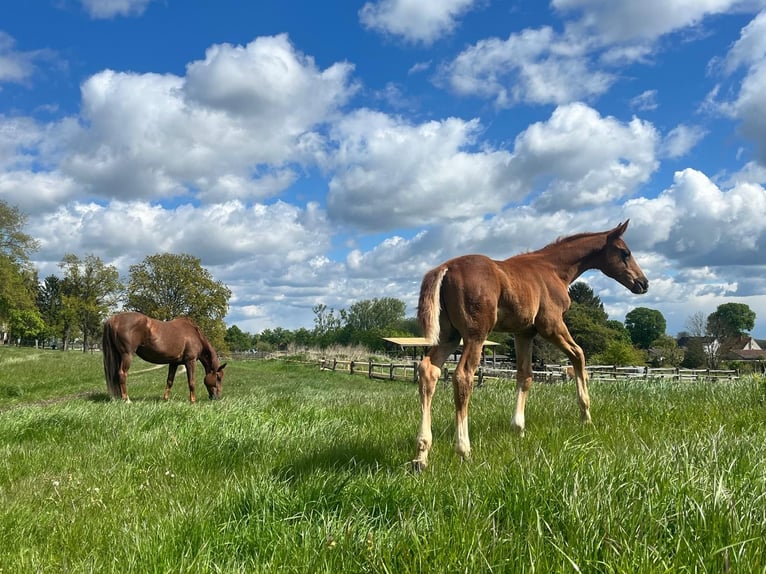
[1,346,766,572]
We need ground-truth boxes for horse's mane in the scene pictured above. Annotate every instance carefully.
[542,229,606,251]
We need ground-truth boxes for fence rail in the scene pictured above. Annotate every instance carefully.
[319,358,739,384]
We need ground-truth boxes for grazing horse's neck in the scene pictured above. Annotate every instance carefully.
[197,334,219,372]
[538,231,610,285]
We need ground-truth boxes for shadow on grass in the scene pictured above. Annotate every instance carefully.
[272,439,404,483]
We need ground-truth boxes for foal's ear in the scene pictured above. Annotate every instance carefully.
[608,220,630,239]
[218,363,227,372]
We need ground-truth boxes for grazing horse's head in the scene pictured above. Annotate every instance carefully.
[204,363,227,400]
[601,220,649,295]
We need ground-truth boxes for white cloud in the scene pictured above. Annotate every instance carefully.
[78,0,157,19]
[724,9,766,72]
[359,0,478,44]
[21,35,360,206]
[660,124,707,158]
[325,109,515,229]
[553,0,762,43]
[719,12,766,164]
[441,27,614,106]
[626,168,766,265]
[510,103,659,210]
[630,89,658,111]
[0,32,51,85]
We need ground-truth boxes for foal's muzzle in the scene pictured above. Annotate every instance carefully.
[631,277,649,294]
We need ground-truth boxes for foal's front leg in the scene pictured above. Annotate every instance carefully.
[546,325,591,424]
[511,334,534,436]
[163,364,179,401]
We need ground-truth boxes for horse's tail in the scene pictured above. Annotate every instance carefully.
[418,265,448,346]
[102,319,122,399]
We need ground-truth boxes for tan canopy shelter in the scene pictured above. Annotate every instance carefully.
[382,337,500,360]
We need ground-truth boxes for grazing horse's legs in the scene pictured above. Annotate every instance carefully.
[511,333,535,436]
[413,342,458,471]
[544,323,591,424]
[118,352,132,403]
[163,364,179,401]
[185,361,198,403]
[452,339,484,459]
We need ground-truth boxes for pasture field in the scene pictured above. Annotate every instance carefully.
[1,346,766,572]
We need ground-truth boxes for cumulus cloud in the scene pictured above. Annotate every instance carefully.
[38,35,359,205]
[510,103,659,210]
[441,27,614,106]
[359,0,478,44]
[718,11,766,165]
[722,9,766,72]
[325,109,515,230]
[28,198,331,275]
[626,168,766,265]
[553,0,760,44]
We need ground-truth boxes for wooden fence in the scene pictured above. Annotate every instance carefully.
[319,358,738,385]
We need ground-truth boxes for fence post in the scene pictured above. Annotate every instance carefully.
[332,358,337,372]
[413,361,419,384]
[368,362,373,379]
[477,366,484,387]
[350,360,355,376]
[390,363,395,380]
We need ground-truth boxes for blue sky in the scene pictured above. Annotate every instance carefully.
[3,0,766,339]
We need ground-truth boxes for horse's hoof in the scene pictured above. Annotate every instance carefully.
[410,460,427,473]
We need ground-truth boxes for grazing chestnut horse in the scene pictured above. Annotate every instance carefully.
[413,221,648,470]
[102,312,226,403]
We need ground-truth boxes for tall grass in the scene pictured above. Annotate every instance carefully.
[1,346,765,572]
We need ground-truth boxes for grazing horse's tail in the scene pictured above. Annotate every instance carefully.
[102,319,122,399]
[418,265,448,345]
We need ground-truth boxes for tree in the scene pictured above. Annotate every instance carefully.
[591,340,645,366]
[650,334,683,367]
[225,325,253,352]
[126,253,231,351]
[0,200,39,263]
[564,282,630,359]
[685,311,706,337]
[37,275,65,347]
[342,297,406,332]
[1,256,41,342]
[0,200,41,343]
[681,337,706,368]
[341,297,407,350]
[569,282,608,322]
[625,307,666,349]
[60,254,122,351]
[706,303,756,339]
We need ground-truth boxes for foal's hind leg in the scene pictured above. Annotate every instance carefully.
[412,342,457,472]
[452,339,484,459]
[163,364,179,401]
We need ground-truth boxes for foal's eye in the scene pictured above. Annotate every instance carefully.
[620,249,631,262]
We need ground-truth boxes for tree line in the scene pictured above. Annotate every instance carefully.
[1,199,759,369]
[1,200,230,350]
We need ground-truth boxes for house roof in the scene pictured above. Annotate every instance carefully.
[724,349,766,361]
[382,337,500,347]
